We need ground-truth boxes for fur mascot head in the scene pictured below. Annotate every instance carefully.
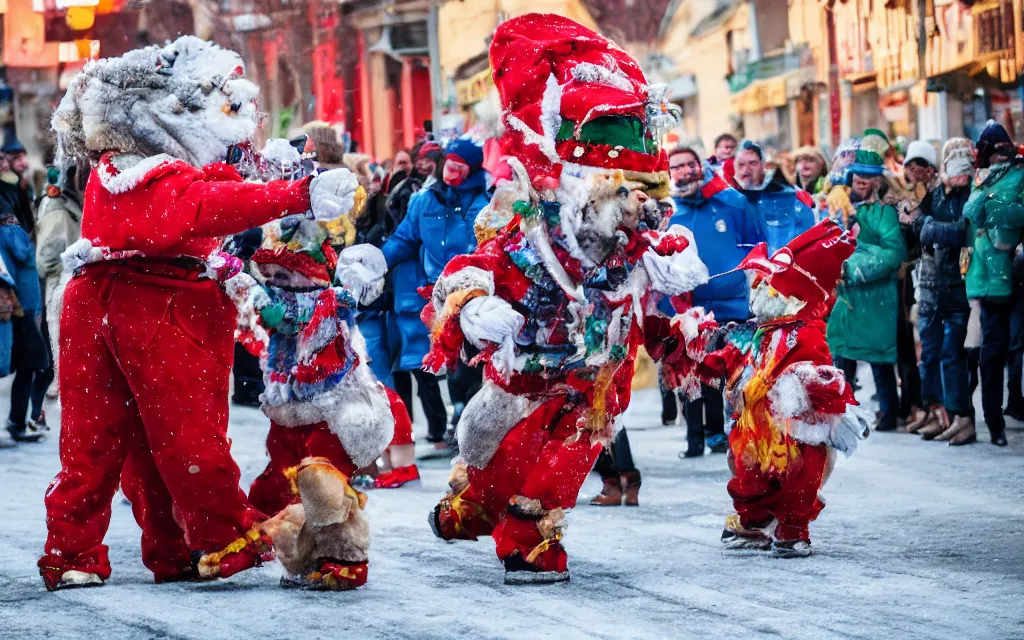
[53,36,261,174]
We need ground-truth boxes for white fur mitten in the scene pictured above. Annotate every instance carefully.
[460,296,524,381]
[309,169,359,221]
[336,244,387,305]
[642,225,710,296]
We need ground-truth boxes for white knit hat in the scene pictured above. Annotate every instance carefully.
[903,140,938,168]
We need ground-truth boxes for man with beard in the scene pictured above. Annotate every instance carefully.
[726,140,816,253]
[660,146,764,457]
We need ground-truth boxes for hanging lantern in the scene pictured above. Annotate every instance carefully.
[96,0,118,13]
[66,6,96,31]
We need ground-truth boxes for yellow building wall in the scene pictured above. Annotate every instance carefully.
[659,1,751,151]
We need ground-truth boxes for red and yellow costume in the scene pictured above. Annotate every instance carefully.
[706,220,869,555]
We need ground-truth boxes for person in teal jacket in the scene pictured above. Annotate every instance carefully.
[961,122,1024,446]
[827,144,907,431]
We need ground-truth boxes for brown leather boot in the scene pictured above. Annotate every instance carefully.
[621,470,641,507]
[589,477,622,506]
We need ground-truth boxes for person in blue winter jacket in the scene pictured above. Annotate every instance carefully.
[382,137,491,448]
[725,140,817,254]
[660,146,766,457]
[0,209,47,445]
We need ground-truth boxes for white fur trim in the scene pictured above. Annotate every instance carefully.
[60,570,103,587]
[770,363,869,456]
[432,266,494,313]
[767,368,813,420]
[540,74,563,143]
[457,381,540,468]
[643,225,710,295]
[262,362,393,468]
[309,168,358,221]
[505,114,560,163]
[99,153,179,195]
[571,62,635,92]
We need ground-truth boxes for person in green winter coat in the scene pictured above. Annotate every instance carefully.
[827,136,907,431]
[960,122,1024,447]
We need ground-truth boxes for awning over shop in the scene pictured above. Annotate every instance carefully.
[730,66,819,114]
[730,74,787,114]
[666,74,697,100]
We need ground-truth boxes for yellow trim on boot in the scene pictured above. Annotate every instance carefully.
[525,529,563,565]
[197,526,264,578]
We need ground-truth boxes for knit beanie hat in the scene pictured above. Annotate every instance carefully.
[444,137,484,173]
[849,130,888,176]
[903,140,937,168]
[941,138,975,178]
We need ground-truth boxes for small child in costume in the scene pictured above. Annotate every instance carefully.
[233,206,401,589]
[706,220,870,558]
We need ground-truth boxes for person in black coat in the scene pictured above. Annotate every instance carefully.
[910,138,975,443]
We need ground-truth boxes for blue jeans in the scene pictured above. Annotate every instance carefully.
[917,294,971,416]
[837,357,899,427]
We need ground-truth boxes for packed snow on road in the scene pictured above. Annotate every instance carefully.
[1,373,1021,640]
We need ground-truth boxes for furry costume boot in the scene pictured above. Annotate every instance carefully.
[262,457,371,590]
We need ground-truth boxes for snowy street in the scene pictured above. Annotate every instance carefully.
[2,371,1022,640]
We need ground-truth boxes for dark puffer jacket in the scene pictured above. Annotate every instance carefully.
[913,184,971,304]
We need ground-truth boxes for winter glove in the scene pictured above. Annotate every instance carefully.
[642,225,710,296]
[309,169,360,221]
[460,295,524,382]
[336,244,388,306]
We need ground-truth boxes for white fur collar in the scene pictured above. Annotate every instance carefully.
[98,153,180,195]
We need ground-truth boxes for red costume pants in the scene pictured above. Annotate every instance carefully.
[249,387,410,515]
[248,421,357,516]
[453,396,603,568]
[727,441,828,543]
[40,265,262,583]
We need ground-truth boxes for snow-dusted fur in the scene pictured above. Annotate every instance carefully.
[768,363,870,456]
[749,280,807,323]
[98,153,178,194]
[261,361,394,469]
[643,225,710,295]
[262,458,371,575]
[458,381,541,468]
[53,36,259,172]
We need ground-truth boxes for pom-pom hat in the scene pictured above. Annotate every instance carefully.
[849,129,889,176]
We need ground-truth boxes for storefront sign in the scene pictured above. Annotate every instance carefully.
[455,67,492,107]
